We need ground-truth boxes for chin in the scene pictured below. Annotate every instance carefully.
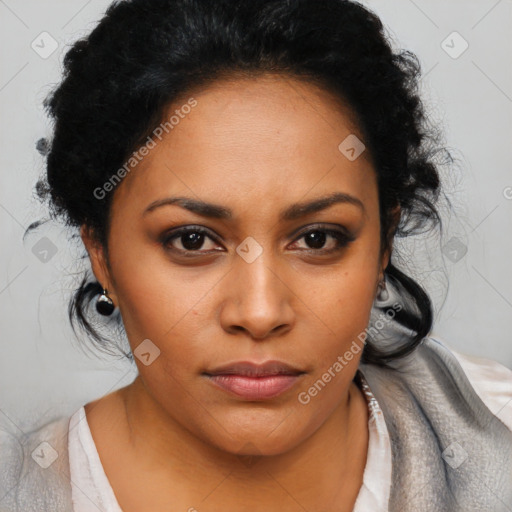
[220,433,302,458]
[201,413,311,458]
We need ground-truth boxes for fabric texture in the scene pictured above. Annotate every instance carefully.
[359,337,512,511]
[68,407,123,512]
[0,410,73,512]
[1,336,512,512]
[354,344,512,511]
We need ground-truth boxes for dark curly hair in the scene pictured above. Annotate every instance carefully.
[26,0,455,367]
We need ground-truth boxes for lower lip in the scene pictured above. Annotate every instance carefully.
[205,374,304,400]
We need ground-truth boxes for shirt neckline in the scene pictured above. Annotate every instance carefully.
[68,372,391,511]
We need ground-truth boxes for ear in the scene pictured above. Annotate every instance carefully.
[379,204,401,278]
[80,225,117,301]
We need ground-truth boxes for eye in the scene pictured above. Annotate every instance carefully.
[289,225,355,254]
[160,224,355,257]
[161,226,223,256]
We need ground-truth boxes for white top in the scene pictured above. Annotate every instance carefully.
[68,343,512,512]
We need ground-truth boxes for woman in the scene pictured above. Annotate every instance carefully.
[1,0,511,511]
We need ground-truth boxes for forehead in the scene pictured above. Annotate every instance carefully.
[111,74,376,217]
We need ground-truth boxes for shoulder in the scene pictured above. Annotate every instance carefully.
[431,337,512,432]
[362,335,512,433]
[0,414,74,512]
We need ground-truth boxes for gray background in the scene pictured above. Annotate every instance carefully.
[1,0,511,429]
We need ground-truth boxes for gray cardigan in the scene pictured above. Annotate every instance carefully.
[1,337,511,511]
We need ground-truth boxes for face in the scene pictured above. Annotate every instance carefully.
[82,73,391,457]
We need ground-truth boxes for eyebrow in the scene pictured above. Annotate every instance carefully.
[143,192,365,221]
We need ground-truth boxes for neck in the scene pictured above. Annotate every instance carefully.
[116,375,369,510]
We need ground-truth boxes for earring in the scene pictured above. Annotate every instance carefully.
[376,276,389,303]
[96,288,115,316]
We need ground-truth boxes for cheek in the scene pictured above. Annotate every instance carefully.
[323,246,380,333]
[294,274,376,415]
[109,251,218,385]
[308,276,374,372]
[333,269,377,328]
[115,280,208,381]
[107,231,200,341]
[306,244,380,373]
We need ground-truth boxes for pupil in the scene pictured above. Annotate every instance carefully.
[306,231,326,249]
[182,232,204,250]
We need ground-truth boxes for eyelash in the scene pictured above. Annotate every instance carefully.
[160,224,355,257]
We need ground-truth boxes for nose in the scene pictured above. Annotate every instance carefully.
[218,252,295,340]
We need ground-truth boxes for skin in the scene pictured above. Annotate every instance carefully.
[81,73,397,512]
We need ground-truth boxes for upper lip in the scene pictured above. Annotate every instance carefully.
[204,360,305,377]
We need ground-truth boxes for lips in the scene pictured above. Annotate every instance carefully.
[204,360,305,377]
[203,360,306,400]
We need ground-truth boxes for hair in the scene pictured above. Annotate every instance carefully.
[26,0,456,368]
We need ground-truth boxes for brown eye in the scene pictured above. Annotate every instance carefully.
[161,226,222,254]
[290,226,355,254]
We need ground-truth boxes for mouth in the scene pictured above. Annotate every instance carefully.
[203,360,306,400]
